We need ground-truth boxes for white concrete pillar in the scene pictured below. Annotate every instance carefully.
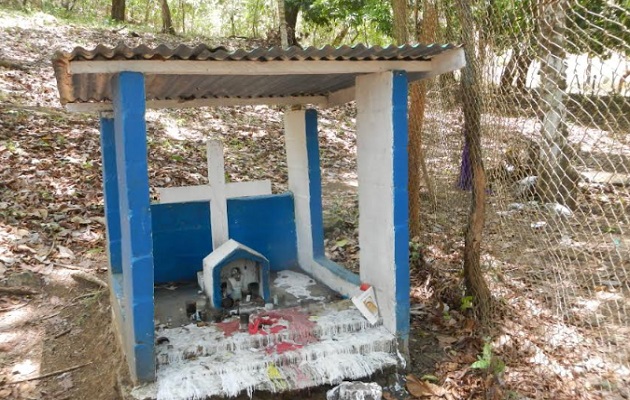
[356,71,410,339]
[284,109,359,297]
[285,109,317,265]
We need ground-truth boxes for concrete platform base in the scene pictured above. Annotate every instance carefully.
[132,270,401,400]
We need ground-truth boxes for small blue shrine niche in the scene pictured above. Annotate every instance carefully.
[52,43,466,383]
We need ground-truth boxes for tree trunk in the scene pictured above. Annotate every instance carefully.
[161,0,175,34]
[143,0,150,24]
[439,3,457,107]
[413,0,420,41]
[277,0,289,48]
[180,0,186,34]
[111,0,125,21]
[251,0,261,37]
[536,0,577,209]
[285,2,300,46]
[478,0,494,70]
[391,0,408,44]
[618,69,630,94]
[455,0,492,324]
[332,25,350,47]
[584,56,593,93]
[408,0,438,239]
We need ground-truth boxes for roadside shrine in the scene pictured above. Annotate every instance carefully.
[52,43,465,398]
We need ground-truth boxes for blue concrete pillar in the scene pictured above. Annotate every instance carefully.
[304,110,325,258]
[391,71,411,339]
[356,71,410,341]
[100,116,122,274]
[112,72,155,382]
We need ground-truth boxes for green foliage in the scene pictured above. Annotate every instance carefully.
[5,0,629,56]
[567,0,630,56]
[484,0,539,51]
[460,295,474,311]
[294,0,392,45]
[409,240,423,263]
[471,339,506,376]
[300,0,391,37]
[3,0,395,45]
[484,0,630,56]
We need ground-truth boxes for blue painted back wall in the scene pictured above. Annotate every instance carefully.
[151,193,298,284]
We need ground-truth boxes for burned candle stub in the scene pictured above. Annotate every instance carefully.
[239,313,250,332]
[156,336,170,345]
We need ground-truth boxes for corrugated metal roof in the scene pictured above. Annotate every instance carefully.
[52,43,463,110]
[54,43,456,62]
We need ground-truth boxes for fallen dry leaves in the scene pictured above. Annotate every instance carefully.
[407,374,446,398]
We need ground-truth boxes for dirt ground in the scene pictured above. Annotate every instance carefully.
[0,255,129,400]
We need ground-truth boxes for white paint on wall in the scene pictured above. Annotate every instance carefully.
[298,259,359,298]
[274,270,325,301]
[158,181,271,204]
[206,140,229,248]
[355,71,397,335]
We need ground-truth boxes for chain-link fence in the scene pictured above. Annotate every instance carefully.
[410,0,630,397]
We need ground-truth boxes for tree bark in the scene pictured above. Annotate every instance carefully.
[143,0,150,24]
[616,68,630,94]
[439,3,458,107]
[391,0,408,44]
[455,0,492,324]
[180,0,186,34]
[111,0,125,21]
[277,0,289,48]
[413,0,420,40]
[408,0,438,239]
[332,25,350,47]
[536,0,577,209]
[161,0,175,34]
[285,1,300,46]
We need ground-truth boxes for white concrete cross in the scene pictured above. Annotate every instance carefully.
[158,140,272,249]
